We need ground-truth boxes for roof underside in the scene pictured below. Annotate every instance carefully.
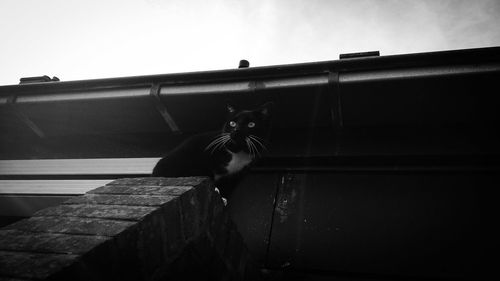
[1,46,500,161]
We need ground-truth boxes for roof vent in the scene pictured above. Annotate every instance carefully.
[19,75,60,84]
[238,60,250,68]
[339,51,380,59]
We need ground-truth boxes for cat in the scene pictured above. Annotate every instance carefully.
[152,102,273,202]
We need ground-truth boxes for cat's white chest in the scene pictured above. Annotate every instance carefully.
[224,150,253,175]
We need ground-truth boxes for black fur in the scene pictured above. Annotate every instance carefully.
[152,102,272,198]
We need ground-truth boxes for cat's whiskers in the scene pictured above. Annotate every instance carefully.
[207,133,265,157]
[245,138,255,158]
[210,136,230,155]
[205,137,224,151]
[207,133,229,147]
[249,135,268,152]
[251,140,261,157]
[249,134,265,144]
[205,134,222,147]
[249,134,264,140]
[219,135,231,147]
[205,133,230,154]
[246,137,261,158]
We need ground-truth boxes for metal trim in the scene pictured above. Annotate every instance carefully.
[149,84,180,133]
[5,95,45,138]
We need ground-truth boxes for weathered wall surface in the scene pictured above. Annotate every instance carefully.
[0,177,255,281]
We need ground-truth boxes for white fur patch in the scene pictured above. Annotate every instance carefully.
[224,150,253,175]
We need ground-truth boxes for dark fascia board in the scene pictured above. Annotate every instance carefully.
[1,46,500,95]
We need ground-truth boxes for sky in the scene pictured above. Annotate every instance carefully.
[0,0,499,86]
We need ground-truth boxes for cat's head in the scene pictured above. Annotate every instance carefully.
[222,102,273,154]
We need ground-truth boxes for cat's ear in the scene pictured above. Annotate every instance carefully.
[258,102,273,118]
[227,104,237,114]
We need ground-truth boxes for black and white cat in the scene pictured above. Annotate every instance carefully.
[152,102,272,202]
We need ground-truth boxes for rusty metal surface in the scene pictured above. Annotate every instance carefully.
[265,172,500,280]
[227,173,279,265]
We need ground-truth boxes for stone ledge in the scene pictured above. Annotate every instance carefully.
[0,177,254,281]
[4,216,135,236]
[0,230,110,255]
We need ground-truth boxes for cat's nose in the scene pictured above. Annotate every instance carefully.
[230,130,244,141]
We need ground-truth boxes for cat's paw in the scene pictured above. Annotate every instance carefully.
[214,187,227,206]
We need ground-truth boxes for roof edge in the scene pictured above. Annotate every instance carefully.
[1,46,500,95]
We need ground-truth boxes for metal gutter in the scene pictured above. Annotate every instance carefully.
[1,46,499,95]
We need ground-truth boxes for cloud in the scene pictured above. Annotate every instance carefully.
[431,0,500,49]
[0,0,499,85]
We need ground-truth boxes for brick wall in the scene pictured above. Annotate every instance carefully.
[0,177,256,281]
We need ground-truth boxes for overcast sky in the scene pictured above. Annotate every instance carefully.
[0,0,499,86]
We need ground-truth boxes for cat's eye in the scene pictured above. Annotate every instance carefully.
[229,121,237,127]
[248,122,256,128]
